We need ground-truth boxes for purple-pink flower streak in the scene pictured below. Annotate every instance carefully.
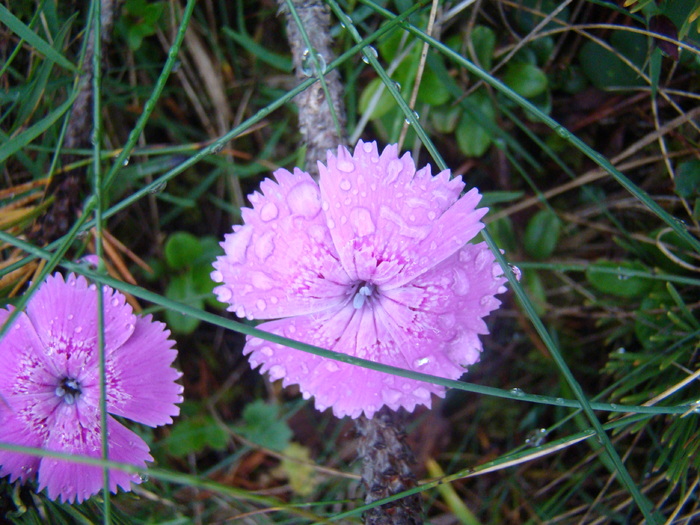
[0,273,183,503]
[212,141,507,419]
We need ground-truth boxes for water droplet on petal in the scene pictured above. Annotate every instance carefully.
[413,387,430,400]
[111,297,120,307]
[339,178,352,191]
[74,326,83,334]
[211,270,223,283]
[413,357,430,367]
[254,231,275,261]
[362,142,374,153]
[386,159,403,184]
[260,202,279,222]
[256,299,266,311]
[268,365,286,380]
[260,346,273,357]
[325,361,340,372]
[288,182,322,218]
[382,388,403,405]
[349,207,375,237]
[327,219,336,229]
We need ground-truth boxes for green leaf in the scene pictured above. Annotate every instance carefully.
[502,63,548,98]
[456,90,495,157]
[470,25,496,70]
[586,260,654,298]
[165,415,229,458]
[675,159,700,198]
[416,57,451,106]
[429,104,461,133]
[235,400,293,452]
[578,30,647,89]
[165,231,203,270]
[274,443,317,497]
[165,274,202,334]
[523,209,561,259]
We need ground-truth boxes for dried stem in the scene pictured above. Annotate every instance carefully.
[30,0,121,245]
[355,408,423,525]
[277,0,347,175]
[277,3,422,522]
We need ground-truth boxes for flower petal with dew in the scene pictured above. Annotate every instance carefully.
[213,141,507,419]
[0,273,183,503]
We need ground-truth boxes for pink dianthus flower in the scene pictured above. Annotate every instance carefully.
[0,273,183,503]
[212,141,506,419]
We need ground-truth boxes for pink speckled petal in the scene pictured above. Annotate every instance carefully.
[319,141,487,288]
[244,304,446,419]
[38,408,150,503]
[212,167,352,320]
[105,315,183,426]
[380,242,507,373]
[0,409,44,483]
[25,274,137,372]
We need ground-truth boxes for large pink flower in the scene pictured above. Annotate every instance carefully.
[212,141,506,419]
[0,273,183,503]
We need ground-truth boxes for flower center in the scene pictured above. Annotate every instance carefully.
[352,282,376,309]
[55,377,82,405]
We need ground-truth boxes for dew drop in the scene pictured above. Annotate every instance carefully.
[260,202,279,222]
[254,231,275,261]
[327,219,335,229]
[74,326,83,334]
[111,297,120,307]
[413,357,430,367]
[288,182,322,218]
[555,126,571,140]
[361,45,378,64]
[349,207,375,237]
[413,387,430,399]
[404,110,420,125]
[300,48,327,76]
[260,346,273,357]
[268,365,286,380]
[149,181,167,194]
[122,157,130,167]
[67,314,74,320]
[362,142,374,153]
[524,428,547,447]
[339,178,352,191]
[211,270,223,283]
[381,388,402,404]
[386,159,403,184]
[210,142,225,154]
[325,361,340,372]
[337,160,355,173]
[510,387,525,397]
[555,397,566,405]
[256,299,266,311]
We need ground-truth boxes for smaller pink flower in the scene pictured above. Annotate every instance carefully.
[213,141,507,419]
[0,273,183,503]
